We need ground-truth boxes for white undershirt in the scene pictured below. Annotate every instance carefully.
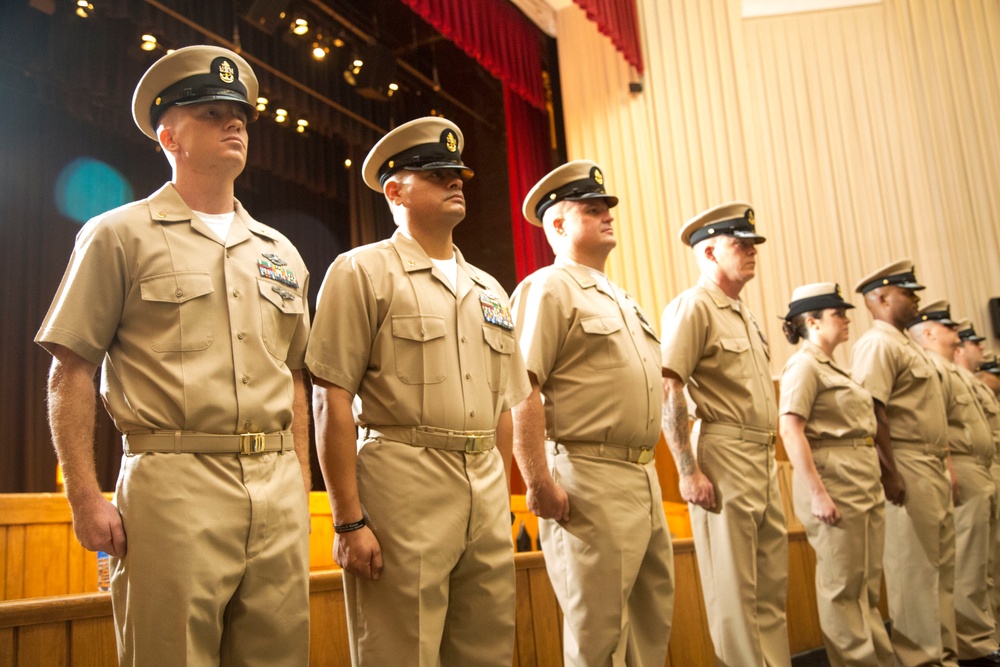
[431,256,458,291]
[193,210,235,243]
[588,268,615,297]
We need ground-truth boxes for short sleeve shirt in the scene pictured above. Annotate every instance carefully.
[965,367,1000,455]
[305,230,530,430]
[850,320,947,451]
[779,341,877,442]
[511,256,662,448]
[660,276,777,429]
[926,351,994,460]
[35,183,310,435]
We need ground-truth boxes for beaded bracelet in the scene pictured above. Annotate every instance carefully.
[334,518,366,534]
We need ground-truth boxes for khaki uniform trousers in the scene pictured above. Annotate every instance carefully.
[793,445,893,667]
[951,457,999,659]
[539,444,675,667]
[344,438,515,667]
[691,431,791,667]
[883,448,958,667]
[991,462,1000,644]
[111,451,310,667]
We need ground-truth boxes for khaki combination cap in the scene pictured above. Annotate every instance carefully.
[782,282,854,321]
[854,258,925,294]
[956,318,987,343]
[132,45,259,141]
[906,299,957,330]
[980,352,1000,375]
[679,201,764,247]
[521,160,619,227]
[362,116,473,192]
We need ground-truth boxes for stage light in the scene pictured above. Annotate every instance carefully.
[255,96,268,112]
[291,18,309,36]
[296,119,308,127]
[140,34,157,51]
[274,108,287,123]
[344,158,352,168]
[75,1,93,17]
[352,59,363,68]
[312,43,328,60]
[296,125,305,133]
[333,37,344,48]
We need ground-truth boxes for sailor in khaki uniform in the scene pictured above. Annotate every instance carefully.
[911,305,1000,666]
[660,202,791,666]
[850,261,958,667]
[35,46,312,666]
[778,283,893,667]
[307,117,531,667]
[954,321,1000,649]
[511,161,674,666]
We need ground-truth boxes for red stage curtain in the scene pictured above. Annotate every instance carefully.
[573,0,644,74]
[503,84,555,281]
[399,0,546,110]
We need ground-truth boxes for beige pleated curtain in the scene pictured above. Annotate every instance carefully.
[553,0,1000,373]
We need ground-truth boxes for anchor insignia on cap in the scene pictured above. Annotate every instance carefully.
[594,169,604,186]
[445,131,457,153]
[219,60,235,84]
[746,209,755,226]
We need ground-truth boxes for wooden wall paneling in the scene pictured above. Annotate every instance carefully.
[307,571,350,667]
[786,532,823,654]
[525,554,562,664]
[0,627,14,666]
[68,616,116,667]
[514,567,537,667]
[667,541,715,665]
[13,622,66,666]
[23,525,67,599]
[0,529,7,601]
[3,527,24,602]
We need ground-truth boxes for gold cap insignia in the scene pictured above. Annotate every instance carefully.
[219,60,235,84]
[594,169,604,186]
[445,131,458,152]
[155,96,162,106]
[746,209,755,226]
[388,160,394,169]
[835,284,843,299]
[549,193,557,200]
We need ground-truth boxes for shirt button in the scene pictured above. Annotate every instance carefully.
[461,337,467,343]
[242,375,249,384]
[469,410,476,417]
[237,332,245,340]
[233,290,240,298]
[157,211,166,218]
[465,373,471,380]
[175,288,183,298]
[244,420,251,429]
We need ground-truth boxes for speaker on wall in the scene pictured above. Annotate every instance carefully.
[989,297,1000,340]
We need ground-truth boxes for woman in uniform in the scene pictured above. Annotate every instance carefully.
[778,282,893,667]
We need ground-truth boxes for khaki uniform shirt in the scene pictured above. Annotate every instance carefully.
[964,367,1000,457]
[927,352,994,462]
[35,183,309,435]
[511,256,662,448]
[779,341,877,441]
[850,320,947,452]
[660,276,777,429]
[305,230,530,429]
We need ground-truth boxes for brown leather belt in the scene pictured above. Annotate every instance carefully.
[701,421,776,446]
[123,431,292,455]
[363,425,496,453]
[554,441,656,464]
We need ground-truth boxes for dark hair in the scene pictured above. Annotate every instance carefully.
[782,310,823,344]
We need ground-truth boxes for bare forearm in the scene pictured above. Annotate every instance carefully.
[47,349,101,503]
[511,385,551,488]
[290,370,312,493]
[779,414,824,495]
[312,381,363,524]
[873,402,898,475]
[662,376,698,476]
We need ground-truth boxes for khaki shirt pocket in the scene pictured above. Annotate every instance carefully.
[580,316,628,370]
[392,315,447,385]
[139,272,215,352]
[483,325,515,393]
[258,279,306,361]
[719,336,751,380]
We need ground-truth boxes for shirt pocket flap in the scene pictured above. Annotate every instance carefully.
[140,272,213,304]
[955,392,972,405]
[910,363,932,379]
[720,337,750,354]
[392,315,447,342]
[258,280,305,314]
[483,325,515,354]
[580,316,623,336]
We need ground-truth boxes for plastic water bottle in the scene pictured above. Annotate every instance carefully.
[97,551,111,592]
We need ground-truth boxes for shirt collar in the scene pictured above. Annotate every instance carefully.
[555,255,616,299]
[698,275,740,310]
[146,183,281,244]
[390,228,487,288]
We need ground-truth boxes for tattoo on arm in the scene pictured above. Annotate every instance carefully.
[662,385,697,476]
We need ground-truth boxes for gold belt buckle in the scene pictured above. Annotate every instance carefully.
[240,433,267,455]
[465,435,488,454]
[637,449,654,465]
